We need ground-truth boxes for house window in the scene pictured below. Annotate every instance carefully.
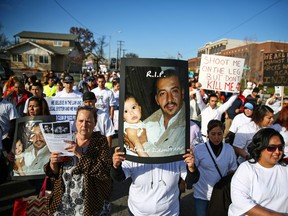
[53,41,63,46]
[12,54,22,62]
[39,56,49,64]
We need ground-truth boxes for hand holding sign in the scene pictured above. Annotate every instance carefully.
[198,54,245,92]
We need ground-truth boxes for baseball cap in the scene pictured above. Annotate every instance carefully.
[244,102,254,110]
[63,75,74,83]
[83,91,96,101]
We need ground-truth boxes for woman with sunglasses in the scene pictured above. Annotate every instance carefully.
[229,128,288,215]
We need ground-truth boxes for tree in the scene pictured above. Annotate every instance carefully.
[124,52,139,58]
[70,27,96,53]
[0,23,11,51]
[70,27,108,71]
[93,35,107,71]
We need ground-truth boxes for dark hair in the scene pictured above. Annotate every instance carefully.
[252,87,260,93]
[208,93,218,101]
[207,119,225,133]
[125,92,139,105]
[76,105,97,123]
[154,69,182,95]
[28,75,38,83]
[112,78,120,87]
[97,74,105,80]
[274,106,288,130]
[47,76,54,81]
[30,81,44,91]
[247,128,284,163]
[27,97,50,116]
[251,105,273,125]
[14,81,25,89]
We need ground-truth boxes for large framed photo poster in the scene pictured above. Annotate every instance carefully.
[119,58,189,163]
[12,115,56,179]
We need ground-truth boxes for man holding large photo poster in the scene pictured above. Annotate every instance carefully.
[124,69,186,157]
[119,58,190,164]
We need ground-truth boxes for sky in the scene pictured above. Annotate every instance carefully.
[0,0,287,60]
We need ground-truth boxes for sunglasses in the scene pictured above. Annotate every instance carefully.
[266,145,283,152]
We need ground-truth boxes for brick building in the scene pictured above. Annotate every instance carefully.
[189,39,288,85]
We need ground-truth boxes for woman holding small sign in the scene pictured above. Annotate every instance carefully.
[44,106,112,215]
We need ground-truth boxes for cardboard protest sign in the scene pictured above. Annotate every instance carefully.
[198,54,245,92]
[275,86,284,97]
[119,58,190,164]
[45,97,83,121]
[12,116,56,179]
[263,52,288,87]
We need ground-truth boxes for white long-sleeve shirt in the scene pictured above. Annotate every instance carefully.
[196,90,237,136]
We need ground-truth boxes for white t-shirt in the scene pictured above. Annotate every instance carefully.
[196,90,237,136]
[0,99,19,140]
[228,162,288,215]
[242,89,252,98]
[233,121,261,164]
[193,142,237,201]
[229,113,251,134]
[55,89,83,98]
[124,121,145,137]
[91,87,116,115]
[94,112,115,137]
[122,160,187,216]
[112,90,119,107]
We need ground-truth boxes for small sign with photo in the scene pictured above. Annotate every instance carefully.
[12,116,56,179]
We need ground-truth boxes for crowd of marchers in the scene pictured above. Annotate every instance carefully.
[0,69,288,216]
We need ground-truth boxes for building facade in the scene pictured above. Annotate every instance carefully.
[189,39,288,85]
[7,31,83,74]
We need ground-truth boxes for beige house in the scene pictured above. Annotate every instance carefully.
[7,31,84,73]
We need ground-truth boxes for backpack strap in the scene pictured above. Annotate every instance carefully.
[205,143,223,178]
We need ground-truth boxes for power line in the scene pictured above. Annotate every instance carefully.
[53,0,103,36]
[214,0,281,40]
[185,0,282,58]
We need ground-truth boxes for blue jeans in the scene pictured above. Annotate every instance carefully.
[194,197,209,216]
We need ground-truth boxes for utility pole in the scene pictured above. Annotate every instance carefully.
[117,40,124,70]
[122,49,126,57]
[108,35,111,67]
